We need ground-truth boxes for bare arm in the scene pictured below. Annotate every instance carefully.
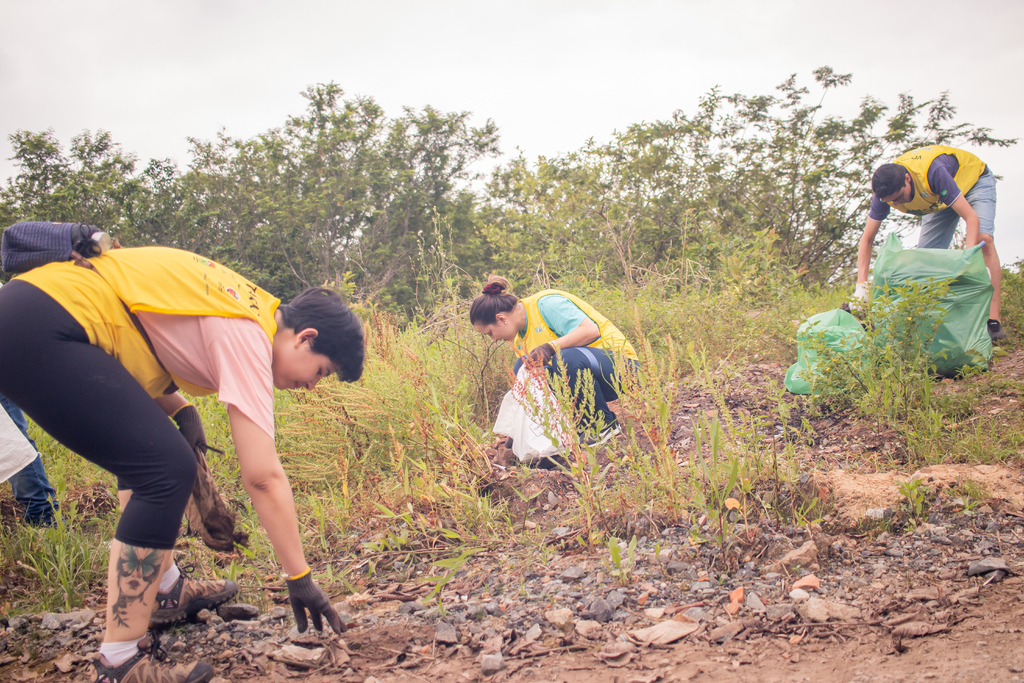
[857,218,882,284]
[228,405,307,576]
[554,319,601,350]
[154,392,188,416]
[950,195,981,247]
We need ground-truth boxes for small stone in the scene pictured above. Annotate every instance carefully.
[789,589,810,603]
[690,581,712,591]
[606,590,625,609]
[767,604,794,621]
[792,575,820,591]
[968,558,1009,577]
[196,609,214,624]
[552,527,570,536]
[709,621,744,644]
[665,561,688,575]
[481,652,504,676]
[575,619,603,639]
[590,598,614,623]
[270,607,288,620]
[40,613,62,630]
[544,609,574,632]
[683,607,708,622]
[644,607,666,619]
[524,624,542,641]
[560,566,586,581]
[217,604,259,622]
[435,621,459,645]
[798,598,862,623]
[745,592,766,612]
[398,601,425,615]
[53,653,76,673]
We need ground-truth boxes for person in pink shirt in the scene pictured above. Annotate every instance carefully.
[0,247,364,683]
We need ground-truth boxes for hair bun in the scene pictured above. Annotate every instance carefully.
[482,282,505,295]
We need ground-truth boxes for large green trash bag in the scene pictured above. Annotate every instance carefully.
[785,308,866,395]
[873,233,993,376]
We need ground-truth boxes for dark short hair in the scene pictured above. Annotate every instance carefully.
[279,287,364,383]
[872,164,909,199]
[469,275,519,325]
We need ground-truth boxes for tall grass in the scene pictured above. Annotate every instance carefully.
[2,258,1020,614]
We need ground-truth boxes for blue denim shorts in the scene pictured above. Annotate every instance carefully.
[917,169,997,248]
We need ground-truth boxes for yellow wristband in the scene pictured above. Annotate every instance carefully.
[169,404,193,419]
[285,567,311,581]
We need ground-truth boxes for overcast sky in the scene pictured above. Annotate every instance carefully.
[1,0,1021,263]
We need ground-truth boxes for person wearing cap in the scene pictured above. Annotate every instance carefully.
[469,275,638,447]
[855,144,1005,340]
[0,245,364,683]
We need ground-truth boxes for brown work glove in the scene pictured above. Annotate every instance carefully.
[527,343,556,366]
[173,405,249,552]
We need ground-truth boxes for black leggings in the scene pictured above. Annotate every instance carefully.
[0,280,195,549]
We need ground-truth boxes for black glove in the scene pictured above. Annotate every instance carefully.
[173,405,208,453]
[527,343,556,366]
[286,572,345,634]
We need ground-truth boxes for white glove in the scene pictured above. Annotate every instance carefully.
[853,282,869,302]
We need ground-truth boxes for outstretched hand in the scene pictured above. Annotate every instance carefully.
[286,572,345,634]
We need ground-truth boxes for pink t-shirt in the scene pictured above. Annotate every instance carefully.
[135,312,275,438]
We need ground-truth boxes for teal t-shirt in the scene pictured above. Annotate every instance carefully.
[526,294,590,337]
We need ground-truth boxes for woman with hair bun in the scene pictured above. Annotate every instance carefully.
[469,275,638,446]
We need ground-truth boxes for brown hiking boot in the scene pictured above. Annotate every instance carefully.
[149,565,238,628]
[91,635,212,683]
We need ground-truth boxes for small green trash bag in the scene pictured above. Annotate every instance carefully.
[785,308,866,395]
[873,234,993,376]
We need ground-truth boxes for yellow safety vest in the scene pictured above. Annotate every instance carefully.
[513,290,638,362]
[17,247,279,398]
[890,145,987,216]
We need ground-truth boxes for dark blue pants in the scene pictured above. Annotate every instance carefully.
[1,393,59,525]
[515,347,635,433]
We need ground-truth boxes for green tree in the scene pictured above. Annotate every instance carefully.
[0,129,143,238]
[484,67,1016,289]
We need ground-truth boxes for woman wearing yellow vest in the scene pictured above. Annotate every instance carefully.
[470,275,638,447]
[0,245,363,683]
[855,145,1005,340]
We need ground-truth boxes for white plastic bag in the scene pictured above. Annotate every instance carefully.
[492,366,575,463]
[0,404,38,483]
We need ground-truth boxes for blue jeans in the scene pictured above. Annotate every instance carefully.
[1,393,59,524]
[515,347,637,433]
[918,169,997,248]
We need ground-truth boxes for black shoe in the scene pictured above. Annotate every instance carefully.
[580,424,621,447]
[988,319,1007,341]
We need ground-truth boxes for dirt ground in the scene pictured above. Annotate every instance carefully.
[3,352,1024,683]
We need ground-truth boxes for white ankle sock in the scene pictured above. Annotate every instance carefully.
[159,563,180,593]
[99,636,144,667]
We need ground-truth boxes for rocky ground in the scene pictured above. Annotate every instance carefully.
[2,353,1023,683]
